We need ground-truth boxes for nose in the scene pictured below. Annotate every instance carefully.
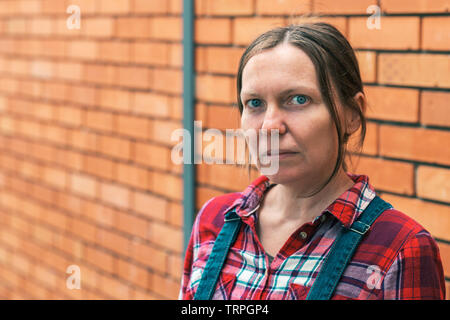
[261,105,287,135]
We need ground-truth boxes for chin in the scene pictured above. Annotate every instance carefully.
[262,168,302,185]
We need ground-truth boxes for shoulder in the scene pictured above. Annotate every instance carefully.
[194,192,242,235]
[360,199,438,269]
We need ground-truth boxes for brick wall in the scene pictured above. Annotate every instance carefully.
[0,0,183,299]
[194,0,450,300]
[0,0,448,300]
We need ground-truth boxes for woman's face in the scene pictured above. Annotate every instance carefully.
[240,43,345,189]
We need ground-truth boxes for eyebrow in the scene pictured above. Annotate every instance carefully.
[240,86,319,98]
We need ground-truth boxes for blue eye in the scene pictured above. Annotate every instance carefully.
[247,99,262,108]
[291,95,309,105]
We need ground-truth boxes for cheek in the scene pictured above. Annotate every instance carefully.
[291,112,338,156]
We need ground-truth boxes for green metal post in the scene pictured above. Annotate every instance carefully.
[182,0,195,254]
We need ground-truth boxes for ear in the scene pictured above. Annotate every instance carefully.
[345,91,366,135]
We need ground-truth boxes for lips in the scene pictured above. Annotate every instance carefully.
[268,150,298,156]
[260,149,299,158]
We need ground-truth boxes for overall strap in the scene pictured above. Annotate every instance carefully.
[306,195,392,300]
[194,209,242,300]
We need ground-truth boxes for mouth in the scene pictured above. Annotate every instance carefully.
[260,149,299,159]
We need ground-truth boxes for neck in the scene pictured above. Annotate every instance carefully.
[265,168,355,223]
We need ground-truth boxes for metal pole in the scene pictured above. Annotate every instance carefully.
[182,0,195,254]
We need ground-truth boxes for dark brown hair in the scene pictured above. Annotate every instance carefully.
[237,23,367,192]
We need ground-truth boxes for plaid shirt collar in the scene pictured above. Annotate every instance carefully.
[228,173,376,229]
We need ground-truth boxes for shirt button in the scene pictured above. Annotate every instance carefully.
[300,231,308,239]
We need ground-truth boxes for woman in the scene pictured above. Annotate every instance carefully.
[179,23,445,300]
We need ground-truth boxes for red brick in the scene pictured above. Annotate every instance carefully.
[355,51,376,83]
[98,273,131,299]
[83,202,115,228]
[69,0,98,14]
[70,173,98,199]
[133,0,168,13]
[437,242,450,278]
[53,233,83,260]
[354,156,414,195]
[82,63,116,85]
[150,172,183,201]
[56,106,83,127]
[204,0,254,15]
[151,68,182,94]
[151,120,182,146]
[202,47,244,75]
[417,166,450,203]
[150,17,182,41]
[196,74,235,104]
[131,190,168,222]
[84,155,115,180]
[100,182,131,209]
[152,273,180,299]
[233,17,285,46]
[115,210,149,239]
[85,109,114,133]
[349,17,419,50]
[380,0,450,13]
[148,221,183,253]
[67,40,98,60]
[133,142,170,170]
[168,0,182,14]
[131,240,167,273]
[116,258,149,289]
[98,88,132,112]
[69,217,98,243]
[99,0,131,14]
[197,162,253,191]
[195,18,232,44]
[80,18,114,38]
[170,97,183,120]
[378,53,450,88]
[313,0,378,14]
[99,135,131,161]
[116,17,151,39]
[56,61,83,81]
[132,92,171,118]
[96,228,131,257]
[69,129,98,152]
[365,86,419,122]
[196,186,223,209]
[68,85,97,107]
[206,105,241,130]
[117,66,152,89]
[381,194,450,241]
[132,41,169,66]
[420,91,450,127]
[56,149,84,172]
[98,41,130,63]
[422,17,450,51]
[380,125,450,166]
[167,201,183,227]
[115,162,149,190]
[167,253,183,280]
[289,16,347,36]
[116,114,151,140]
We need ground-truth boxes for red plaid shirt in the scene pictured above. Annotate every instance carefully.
[180,173,445,300]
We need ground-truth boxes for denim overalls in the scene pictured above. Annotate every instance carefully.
[194,195,392,300]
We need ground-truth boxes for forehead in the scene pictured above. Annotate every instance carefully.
[241,43,319,95]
